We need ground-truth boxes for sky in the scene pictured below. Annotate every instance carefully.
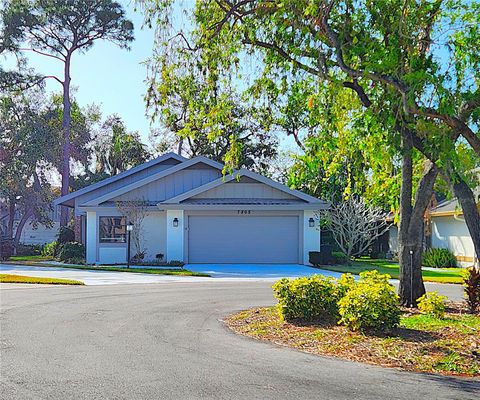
[2,1,156,141]
[1,0,297,154]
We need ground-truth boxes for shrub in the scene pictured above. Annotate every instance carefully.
[422,248,457,268]
[16,244,43,256]
[57,242,85,263]
[417,292,447,319]
[0,239,14,260]
[463,267,480,313]
[332,251,348,264]
[273,275,341,321]
[42,241,57,257]
[338,270,400,331]
[57,226,75,244]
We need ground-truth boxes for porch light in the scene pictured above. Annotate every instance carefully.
[126,222,134,232]
[173,217,179,227]
[308,217,315,227]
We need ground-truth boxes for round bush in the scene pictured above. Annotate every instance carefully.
[57,226,75,244]
[57,242,85,263]
[422,248,457,268]
[338,270,400,331]
[416,292,447,319]
[273,275,342,321]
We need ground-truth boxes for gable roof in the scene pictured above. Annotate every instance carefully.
[55,152,186,207]
[81,156,225,207]
[56,152,327,209]
[161,169,325,205]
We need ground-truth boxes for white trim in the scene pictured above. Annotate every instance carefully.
[157,204,327,211]
[82,156,225,207]
[54,153,186,207]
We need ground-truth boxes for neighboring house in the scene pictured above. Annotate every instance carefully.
[430,197,479,267]
[55,153,327,265]
[386,194,479,267]
[0,202,60,245]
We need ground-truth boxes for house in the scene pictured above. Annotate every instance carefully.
[430,197,479,267]
[0,201,60,245]
[386,195,479,267]
[55,153,328,265]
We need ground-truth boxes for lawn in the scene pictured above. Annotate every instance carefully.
[4,257,210,277]
[226,306,480,376]
[0,274,84,285]
[318,258,464,284]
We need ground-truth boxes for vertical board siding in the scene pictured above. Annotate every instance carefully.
[111,169,222,203]
[192,182,298,199]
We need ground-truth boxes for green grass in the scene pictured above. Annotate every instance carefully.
[3,258,210,277]
[318,258,464,284]
[0,274,84,285]
[8,255,53,262]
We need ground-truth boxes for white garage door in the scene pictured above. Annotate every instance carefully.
[187,215,300,263]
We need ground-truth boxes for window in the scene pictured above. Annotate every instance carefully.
[99,216,126,243]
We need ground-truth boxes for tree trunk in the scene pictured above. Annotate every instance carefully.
[60,53,72,227]
[450,176,480,267]
[13,208,33,250]
[6,198,15,238]
[397,129,438,306]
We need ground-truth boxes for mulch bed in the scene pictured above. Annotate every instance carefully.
[224,303,480,377]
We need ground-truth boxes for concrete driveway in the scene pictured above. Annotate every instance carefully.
[185,263,341,278]
[0,263,339,285]
[1,283,477,400]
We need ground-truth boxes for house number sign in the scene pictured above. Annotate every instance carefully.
[237,210,251,214]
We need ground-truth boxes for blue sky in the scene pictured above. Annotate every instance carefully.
[2,1,155,141]
[1,0,297,154]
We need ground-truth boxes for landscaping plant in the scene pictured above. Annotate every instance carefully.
[416,292,447,319]
[337,271,400,331]
[273,276,341,321]
[422,248,457,268]
[57,242,85,263]
[42,241,57,258]
[463,267,480,313]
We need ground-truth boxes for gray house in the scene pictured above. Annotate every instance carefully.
[55,153,327,265]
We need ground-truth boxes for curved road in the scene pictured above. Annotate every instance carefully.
[1,282,478,400]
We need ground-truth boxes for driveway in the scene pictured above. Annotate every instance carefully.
[0,263,340,285]
[0,283,477,400]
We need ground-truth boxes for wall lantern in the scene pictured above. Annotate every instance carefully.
[173,217,179,227]
[308,217,315,227]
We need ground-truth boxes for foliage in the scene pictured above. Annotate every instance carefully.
[41,241,57,258]
[322,197,390,259]
[273,276,342,321]
[319,258,465,284]
[57,242,85,263]
[1,0,134,225]
[422,248,458,268]
[57,226,75,244]
[94,116,151,175]
[417,292,447,319]
[332,251,348,265]
[0,239,15,260]
[0,91,56,244]
[463,267,480,313]
[338,271,400,331]
[15,244,43,256]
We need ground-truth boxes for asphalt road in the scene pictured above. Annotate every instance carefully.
[1,282,478,400]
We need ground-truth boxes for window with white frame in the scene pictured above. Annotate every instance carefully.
[99,216,126,243]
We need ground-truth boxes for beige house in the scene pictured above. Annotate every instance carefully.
[430,198,478,267]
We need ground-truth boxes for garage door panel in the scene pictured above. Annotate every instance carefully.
[188,215,299,263]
